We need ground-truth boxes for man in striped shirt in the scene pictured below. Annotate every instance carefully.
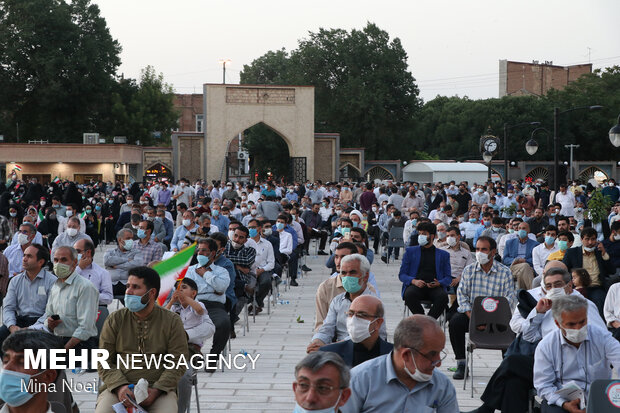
[449,235,516,380]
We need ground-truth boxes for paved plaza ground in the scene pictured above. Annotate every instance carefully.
[67,243,504,412]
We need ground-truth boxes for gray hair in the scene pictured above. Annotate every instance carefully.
[294,352,350,389]
[551,295,588,324]
[55,245,78,261]
[543,267,571,285]
[19,222,36,234]
[117,228,133,241]
[340,253,370,276]
[393,315,440,350]
[68,216,81,226]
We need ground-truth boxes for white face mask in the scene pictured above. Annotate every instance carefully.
[561,324,587,343]
[476,251,490,265]
[446,236,457,247]
[66,228,78,237]
[614,234,620,241]
[404,349,433,382]
[418,234,428,246]
[17,233,30,246]
[545,287,566,301]
[182,219,192,227]
[65,210,73,217]
[583,246,595,253]
[346,316,375,343]
[228,230,235,240]
[293,392,342,413]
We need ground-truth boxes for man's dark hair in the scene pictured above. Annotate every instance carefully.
[350,227,368,241]
[556,216,570,226]
[580,227,597,239]
[81,239,96,258]
[180,277,198,292]
[417,222,436,235]
[491,217,503,225]
[177,203,188,210]
[476,235,497,251]
[335,241,357,255]
[2,330,63,373]
[352,241,368,257]
[544,225,558,234]
[234,225,249,237]
[210,232,227,249]
[29,243,49,265]
[197,237,218,252]
[610,221,620,232]
[128,266,161,295]
[141,219,154,233]
[557,231,575,242]
[130,213,141,224]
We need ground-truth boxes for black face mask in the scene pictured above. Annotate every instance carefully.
[203,226,210,233]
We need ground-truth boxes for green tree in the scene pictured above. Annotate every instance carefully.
[0,0,121,141]
[240,22,421,160]
[242,123,290,180]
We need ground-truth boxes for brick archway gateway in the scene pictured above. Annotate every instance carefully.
[203,84,315,182]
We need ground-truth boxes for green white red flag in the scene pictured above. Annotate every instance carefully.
[153,243,196,306]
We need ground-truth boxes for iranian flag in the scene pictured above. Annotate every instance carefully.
[13,164,22,171]
[153,243,196,306]
[38,209,45,222]
[52,176,61,184]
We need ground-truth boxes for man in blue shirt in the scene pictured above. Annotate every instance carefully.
[341,315,458,413]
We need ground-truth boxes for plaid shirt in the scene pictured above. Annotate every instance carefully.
[457,260,516,313]
[135,238,164,266]
[225,242,256,284]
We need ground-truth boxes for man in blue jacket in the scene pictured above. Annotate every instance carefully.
[503,221,539,289]
[399,222,451,319]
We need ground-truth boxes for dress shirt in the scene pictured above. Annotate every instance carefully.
[157,189,171,206]
[170,302,215,347]
[51,231,92,256]
[35,271,99,341]
[277,229,293,256]
[184,263,230,304]
[2,269,56,327]
[459,222,483,239]
[3,243,25,276]
[534,324,620,407]
[532,243,560,276]
[603,282,620,327]
[312,288,384,344]
[75,262,114,305]
[135,238,164,265]
[498,232,537,258]
[57,216,86,235]
[457,261,516,313]
[291,220,305,244]
[103,247,144,285]
[210,215,230,234]
[171,225,198,251]
[341,352,458,413]
[225,243,256,286]
[439,243,475,279]
[249,237,275,272]
[510,288,604,340]
[555,191,575,217]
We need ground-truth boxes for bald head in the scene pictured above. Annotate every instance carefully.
[543,260,568,275]
[350,295,384,318]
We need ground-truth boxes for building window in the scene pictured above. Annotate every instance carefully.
[196,114,204,133]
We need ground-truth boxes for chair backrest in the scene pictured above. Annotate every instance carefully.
[387,226,405,248]
[95,305,110,336]
[586,379,620,413]
[469,296,515,349]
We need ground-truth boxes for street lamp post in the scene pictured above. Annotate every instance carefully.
[552,105,602,190]
[503,121,540,187]
[218,59,232,84]
[482,151,493,180]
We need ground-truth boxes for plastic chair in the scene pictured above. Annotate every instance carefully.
[386,227,405,263]
[586,379,620,412]
[464,296,515,397]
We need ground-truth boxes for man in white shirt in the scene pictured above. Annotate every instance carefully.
[172,179,193,208]
[532,226,560,277]
[246,219,275,314]
[73,239,113,306]
[603,282,620,341]
[554,184,575,217]
[276,215,293,258]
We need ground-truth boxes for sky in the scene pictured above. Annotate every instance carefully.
[94,0,620,103]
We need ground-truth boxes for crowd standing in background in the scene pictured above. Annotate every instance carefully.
[0,174,619,412]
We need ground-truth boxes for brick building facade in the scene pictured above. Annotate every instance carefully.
[499,60,592,97]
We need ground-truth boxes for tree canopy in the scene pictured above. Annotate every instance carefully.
[0,0,177,144]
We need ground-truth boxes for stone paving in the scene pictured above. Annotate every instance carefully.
[70,244,503,412]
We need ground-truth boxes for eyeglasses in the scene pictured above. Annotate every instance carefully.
[295,382,340,395]
[543,281,565,290]
[410,348,447,367]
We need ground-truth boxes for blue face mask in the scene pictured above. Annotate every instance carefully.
[418,234,428,246]
[248,228,258,238]
[212,210,219,217]
[95,205,101,211]
[124,290,152,312]
[276,222,285,231]
[0,369,46,406]
[352,221,359,228]
[341,276,362,294]
[518,229,528,239]
[136,229,146,239]
[197,254,211,267]
[108,200,114,205]
[411,219,417,226]
[469,218,477,223]
[545,236,556,245]
[516,214,522,219]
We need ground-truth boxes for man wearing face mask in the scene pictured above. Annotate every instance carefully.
[319,295,392,367]
[308,254,384,353]
[533,295,620,413]
[224,226,256,323]
[342,315,458,413]
[135,219,164,265]
[51,217,91,257]
[246,219,275,314]
[450,236,516,379]
[562,227,614,317]
[292,352,351,413]
[104,229,144,299]
[57,203,86,235]
[31,246,99,352]
[438,226,474,317]
[503,221,539,290]
[97,266,188,413]
[399,222,451,320]
[183,238,230,361]
[4,223,37,277]
[171,210,198,252]
[532,226,560,277]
